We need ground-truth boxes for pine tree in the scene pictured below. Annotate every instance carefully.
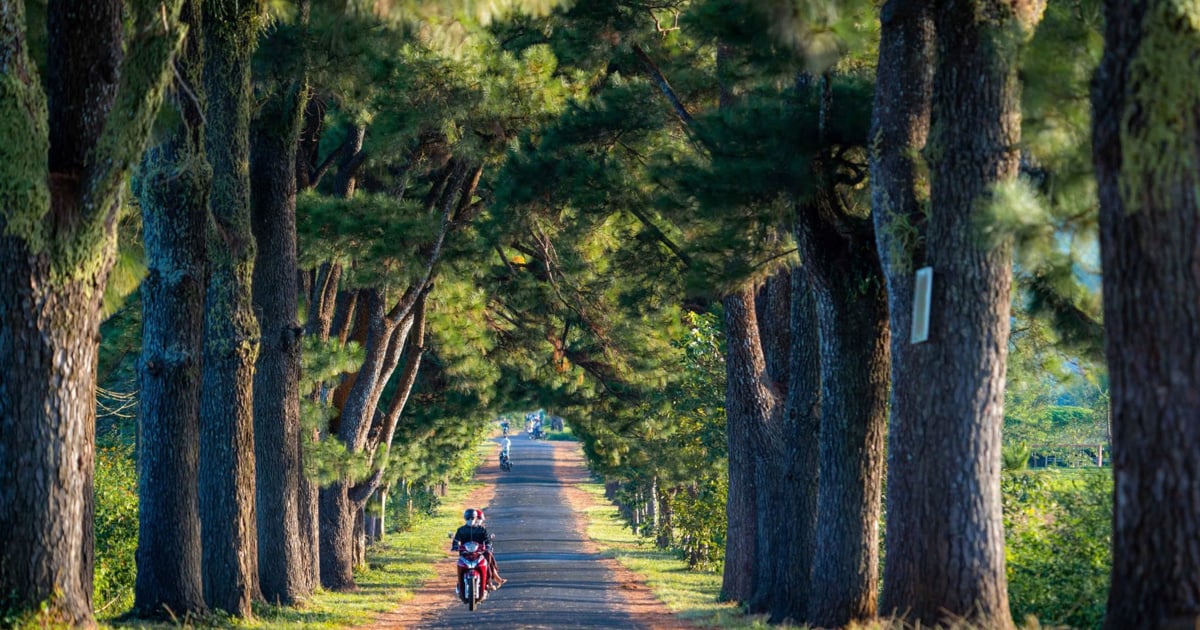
[132,0,208,617]
[0,1,185,624]
[880,1,1045,626]
[199,0,267,615]
[250,0,315,603]
[1093,1,1200,627]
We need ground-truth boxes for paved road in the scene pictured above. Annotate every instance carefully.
[421,432,640,629]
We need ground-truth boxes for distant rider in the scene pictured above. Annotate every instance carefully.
[452,508,505,589]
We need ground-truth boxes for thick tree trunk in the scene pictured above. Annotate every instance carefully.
[805,229,889,627]
[251,77,310,604]
[0,257,107,627]
[748,269,816,623]
[200,0,263,615]
[720,287,781,602]
[0,1,182,624]
[872,1,935,622]
[878,2,1039,626]
[1093,2,1200,627]
[797,72,891,624]
[777,270,822,624]
[132,2,208,614]
[319,481,358,591]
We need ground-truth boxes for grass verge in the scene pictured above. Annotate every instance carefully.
[543,424,578,441]
[575,480,791,629]
[97,480,482,630]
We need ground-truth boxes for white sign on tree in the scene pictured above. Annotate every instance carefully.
[911,267,933,344]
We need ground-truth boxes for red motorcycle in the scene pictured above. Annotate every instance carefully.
[453,536,493,610]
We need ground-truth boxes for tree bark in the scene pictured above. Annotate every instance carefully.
[307,262,342,341]
[320,289,396,590]
[333,124,367,198]
[873,1,935,622]
[1093,2,1200,627]
[0,1,183,624]
[878,1,1039,625]
[720,287,781,602]
[200,0,264,615]
[132,0,208,616]
[748,269,817,623]
[779,269,822,624]
[802,206,889,627]
[251,70,310,603]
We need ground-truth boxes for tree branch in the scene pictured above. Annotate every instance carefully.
[631,43,696,128]
[625,205,691,267]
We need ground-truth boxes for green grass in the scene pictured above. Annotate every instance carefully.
[576,480,790,629]
[543,424,578,441]
[97,480,482,630]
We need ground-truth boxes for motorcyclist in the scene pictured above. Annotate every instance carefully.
[452,508,505,590]
[500,419,509,436]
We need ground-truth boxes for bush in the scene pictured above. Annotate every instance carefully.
[387,485,443,533]
[668,475,727,570]
[1003,470,1110,629]
[94,444,139,617]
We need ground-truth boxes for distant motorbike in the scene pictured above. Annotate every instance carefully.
[499,452,512,472]
[529,426,545,440]
[451,535,494,611]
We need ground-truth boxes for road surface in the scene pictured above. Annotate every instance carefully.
[370,432,681,629]
[424,433,638,629]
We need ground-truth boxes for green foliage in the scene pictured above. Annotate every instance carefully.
[299,337,381,485]
[1003,470,1111,629]
[1011,0,1104,361]
[93,442,139,617]
[585,310,728,568]
[668,474,727,569]
[385,484,443,533]
[1002,442,1032,472]
[1005,302,1109,462]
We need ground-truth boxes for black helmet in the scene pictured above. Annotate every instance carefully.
[464,508,478,523]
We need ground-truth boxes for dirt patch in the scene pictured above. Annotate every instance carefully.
[356,460,500,629]
[550,442,702,630]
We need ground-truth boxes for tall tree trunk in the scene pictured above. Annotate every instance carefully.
[299,260,341,587]
[200,0,264,615]
[0,1,183,624]
[1093,2,1200,627]
[720,287,781,602]
[804,217,889,627]
[251,76,310,603]
[872,1,935,622]
[879,1,1041,625]
[132,0,207,616]
[748,269,814,622]
[320,289,395,590]
[779,269,821,624]
[798,74,892,625]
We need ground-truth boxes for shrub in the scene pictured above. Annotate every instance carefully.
[1003,470,1110,629]
[94,444,139,617]
[668,475,727,570]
